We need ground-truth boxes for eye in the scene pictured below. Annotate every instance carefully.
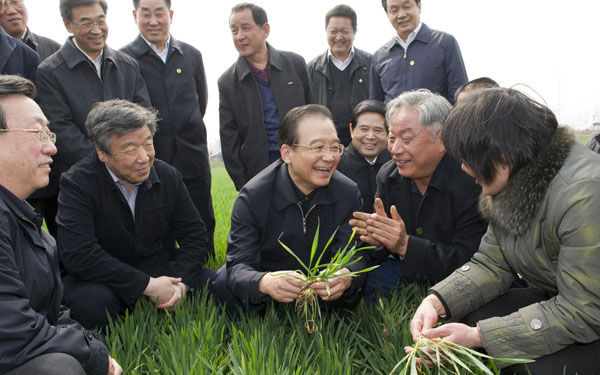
[312,145,326,153]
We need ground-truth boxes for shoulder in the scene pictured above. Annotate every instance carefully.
[555,142,600,188]
[153,158,184,182]
[307,51,327,70]
[218,61,238,86]
[30,31,61,49]
[330,170,360,198]
[275,48,307,66]
[372,38,397,59]
[62,154,100,182]
[354,47,372,62]
[38,44,67,72]
[427,26,460,47]
[377,159,397,185]
[109,47,142,71]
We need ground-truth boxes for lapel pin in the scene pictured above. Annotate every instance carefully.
[176,68,182,74]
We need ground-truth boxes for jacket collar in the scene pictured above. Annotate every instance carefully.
[313,48,367,77]
[389,152,454,193]
[344,144,391,170]
[23,28,39,49]
[127,34,184,59]
[236,42,281,82]
[479,127,575,236]
[61,36,117,70]
[92,153,160,192]
[0,184,45,248]
[273,160,337,211]
[384,23,432,52]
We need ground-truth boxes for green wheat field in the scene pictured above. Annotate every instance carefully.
[103,165,505,375]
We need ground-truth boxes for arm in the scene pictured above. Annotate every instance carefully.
[443,35,468,105]
[368,54,385,101]
[193,49,208,116]
[132,64,152,108]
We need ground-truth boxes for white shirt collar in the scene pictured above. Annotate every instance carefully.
[395,21,422,50]
[141,34,171,64]
[73,38,103,78]
[327,46,355,71]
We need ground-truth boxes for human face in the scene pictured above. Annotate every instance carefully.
[64,3,108,60]
[229,8,269,60]
[326,16,355,61]
[134,0,172,51]
[281,116,341,195]
[387,106,445,188]
[0,96,57,200]
[0,0,28,39]
[386,0,421,41]
[349,112,387,162]
[96,126,155,192]
[461,163,510,196]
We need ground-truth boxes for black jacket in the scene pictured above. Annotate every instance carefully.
[218,44,311,191]
[226,159,369,308]
[57,155,209,306]
[36,37,151,196]
[121,35,210,180]
[23,28,60,61]
[337,144,391,213]
[375,154,487,282]
[0,26,39,81]
[0,185,108,375]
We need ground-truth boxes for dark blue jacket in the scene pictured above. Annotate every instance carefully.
[0,26,39,81]
[57,155,209,306]
[226,159,370,308]
[36,37,151,196]
[369,23,467,104]
[121,35,210,180]
[218,44,311,191]
[0,185,108,375]
[375,154,486,282]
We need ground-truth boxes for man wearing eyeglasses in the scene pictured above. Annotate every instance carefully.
[213,104,371,313]
[36,0,150,239]
[0,0,60,61]
[351,90,486,299]
[0,0,39,81]
[0,75,121,375]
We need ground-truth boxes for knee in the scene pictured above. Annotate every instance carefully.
[62,276,121,329]
[13,353,85,375]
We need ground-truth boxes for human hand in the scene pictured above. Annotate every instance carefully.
[421,323,482,349]
[352,198,408,255]
[311,268,353,301]
[409,294,446,342]
[143,276,181,306]
[107,355,122,375]
[157,282,189,310]
[258,271,306,302]
[350,197,390,246]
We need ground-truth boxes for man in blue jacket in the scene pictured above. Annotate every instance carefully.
[122,0,215,256]
[369,0,467,104]
[0,75,120,375]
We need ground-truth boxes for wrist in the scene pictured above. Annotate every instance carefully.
[143,276,155,296]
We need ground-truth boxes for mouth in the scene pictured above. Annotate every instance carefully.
[39,160,53,170]
[362,142,379,151]
[313,166,332,176]
[394,159,411,167]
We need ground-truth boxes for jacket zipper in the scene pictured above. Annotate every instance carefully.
[296,202,316,234]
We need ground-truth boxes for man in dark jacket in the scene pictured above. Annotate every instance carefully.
[0,24,39,80]
[337,100,390,213]
[307,5,371,146]
[0,75,120,375]
[36,0,150,239]
[351,90,486,297]
[58,100,215,329]
[370,0,467,104]
[122,0,215,256]
[213,104,370,313]
[219,3,311,191]
[0,0,60,61]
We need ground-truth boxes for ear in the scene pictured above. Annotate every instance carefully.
[169,10,174,22]
[95,145,108,163]
[261,22,270,39]
[280,144,292,164]
[348,123,355,138]
[132,9,138,24]
[63,18,74,34]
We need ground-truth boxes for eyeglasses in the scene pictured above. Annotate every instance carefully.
[293,143,344,155]
[0,127,56,144]
[72,19,107,31]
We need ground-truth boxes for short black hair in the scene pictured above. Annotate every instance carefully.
[351,100,387,131]
[454,77,499,103]
[0,75,36,130]
[279,104,333,148]
[60,0,108,21]
[231,2,268,27]
[325,4,357,31]
[133,0,171,10]
[381,0,421,12]
[443,88,558,185]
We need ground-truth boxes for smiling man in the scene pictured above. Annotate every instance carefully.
[219,2,311,191]
[307,5,371,146]
[57,100,214,329]
[351,90,486,298]
[36,0,150,241]
[213,104,370,313]
[370,0,467,104]
[121,0,216,257]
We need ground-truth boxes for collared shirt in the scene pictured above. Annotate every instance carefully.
[395,22,422,51]
[249,59,270,82]
[18,27,28,41]
[327,47,355,71]
[364,155,378,166]
[106,166,141,218]
[73,38,103,78]
[141,34,170,64]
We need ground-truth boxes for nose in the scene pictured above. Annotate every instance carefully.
[42,139,58,156]
[135,146,150,163]
[3,5,17,14]
[389,138,405,155]
[365,129,376,140]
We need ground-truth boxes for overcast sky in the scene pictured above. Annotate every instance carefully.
[27,0,600,151]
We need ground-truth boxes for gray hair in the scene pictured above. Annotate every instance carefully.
[0,75,37,130]
[60,0,108,21]
[386,89,452,140]
[85,99,158,154]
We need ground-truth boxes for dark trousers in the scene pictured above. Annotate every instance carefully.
[212,265,260,316]
[462,288,600,375]
[183,176,215,257]
[5,353,85,375]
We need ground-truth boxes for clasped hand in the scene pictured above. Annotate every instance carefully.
[259,269,353,302]
[144,276,188,310]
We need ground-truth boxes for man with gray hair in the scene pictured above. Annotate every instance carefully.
[57,100,214,329]
[351,89,486,298]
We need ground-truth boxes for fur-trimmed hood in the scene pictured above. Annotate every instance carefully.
[479,127,576,236]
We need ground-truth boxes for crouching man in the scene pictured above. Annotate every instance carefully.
[213,104,371,312]
[0,75,120,375]
[58,100,215,329]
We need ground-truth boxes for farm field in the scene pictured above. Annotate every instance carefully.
[104,165,509,375]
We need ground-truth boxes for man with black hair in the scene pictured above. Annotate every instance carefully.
[454,76,499,104]
[370,0,467,104]
[307,4,371,146]
[219,2,311,191]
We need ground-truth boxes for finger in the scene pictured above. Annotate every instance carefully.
[352,211,371,221]
[359,234,382,246]
[158,291,181,309]
[351,226,369,236]
[374,198,386,217]
[168,277,182,284]
[390,205,404,223]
